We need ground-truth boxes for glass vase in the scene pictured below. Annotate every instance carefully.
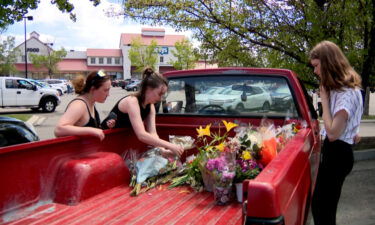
[235,182,243,203]
[213,184,232,205]
[201,168,214,192]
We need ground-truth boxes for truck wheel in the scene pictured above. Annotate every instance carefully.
[41,98,57,113]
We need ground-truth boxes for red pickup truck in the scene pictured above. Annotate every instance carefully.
[0,68,321,225]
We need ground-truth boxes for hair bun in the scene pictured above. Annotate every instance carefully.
[143,67,154,78]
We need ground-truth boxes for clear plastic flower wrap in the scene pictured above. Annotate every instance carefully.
[169,135,195,150]
[123,147,181,196]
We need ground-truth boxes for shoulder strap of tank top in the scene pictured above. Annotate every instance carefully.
[93,106,101,128]
[66,98,93,118]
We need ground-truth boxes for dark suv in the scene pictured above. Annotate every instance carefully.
[0,117,39,147]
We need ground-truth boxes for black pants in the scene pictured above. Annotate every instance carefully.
[312,138,354,225]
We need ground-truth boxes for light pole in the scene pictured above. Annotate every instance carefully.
[45,43,53,78]
[23,16,33,78]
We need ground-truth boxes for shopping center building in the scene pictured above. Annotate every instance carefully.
[13,28,214,80]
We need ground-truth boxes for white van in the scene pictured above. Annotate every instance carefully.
[0,77,61,112]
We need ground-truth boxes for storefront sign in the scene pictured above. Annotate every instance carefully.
[26,48,40,52]
[156,47,168,55]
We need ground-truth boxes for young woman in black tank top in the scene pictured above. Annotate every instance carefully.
[103,67,184,157]
[55,70,113,141]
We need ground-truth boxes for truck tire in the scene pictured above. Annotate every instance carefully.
[41,98,57,113]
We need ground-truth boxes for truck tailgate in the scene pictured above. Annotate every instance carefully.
[4,185,242,225]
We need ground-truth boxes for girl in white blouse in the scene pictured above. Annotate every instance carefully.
[309,41,363,225]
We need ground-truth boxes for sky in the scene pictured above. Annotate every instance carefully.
[1,0,191,51]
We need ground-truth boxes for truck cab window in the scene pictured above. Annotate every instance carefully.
[159,74,300,119]
[17,80,33,89]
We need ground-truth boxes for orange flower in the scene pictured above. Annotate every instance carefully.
[215,142,225,152]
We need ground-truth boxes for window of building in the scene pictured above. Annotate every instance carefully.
[115,58,120,64]
[107,57,112,64]
[160,56,164,63]
[90,57,95,64]
[99,57,104,64]
[22,55,26,62]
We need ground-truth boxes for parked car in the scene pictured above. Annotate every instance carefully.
[207,84,272,113]
[42,79,68,95]
[28,79,60,95]
[195,86,226,110]
[270,85,296,113]
[125,80,141,91]
[0,116,39,147]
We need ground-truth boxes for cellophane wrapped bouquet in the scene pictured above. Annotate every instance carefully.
[123,136,195,196]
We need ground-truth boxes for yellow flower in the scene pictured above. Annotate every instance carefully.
[196,124,211,137]
[242,151,252,160]
[215,142,225,152]
[223,120,238,132]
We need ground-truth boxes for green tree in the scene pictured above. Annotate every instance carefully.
[170,39,198,70]
[119,0,375,114]
[0,0,100,29]
[0,36,19,76]
[128,37,158,72]
[30,48,67,78]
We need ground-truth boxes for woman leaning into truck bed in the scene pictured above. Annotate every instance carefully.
[101,67,184,157]
[309,41,363,225]
[54,70,114,141]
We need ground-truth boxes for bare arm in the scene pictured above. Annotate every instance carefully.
[145,105,159,138]
[320,87,348,141]
[119,97,183,156]
[54,101,105,140]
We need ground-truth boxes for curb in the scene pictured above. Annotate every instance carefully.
[354,149,375,161]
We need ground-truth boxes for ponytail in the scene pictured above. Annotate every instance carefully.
[136,67,168,104]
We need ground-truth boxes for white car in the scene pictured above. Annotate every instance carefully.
[42,79,68,95]
[195,86,227,109]
[208,84,272,112]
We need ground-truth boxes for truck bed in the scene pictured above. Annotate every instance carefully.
[4,185,242,225]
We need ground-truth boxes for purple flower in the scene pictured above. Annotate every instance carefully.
[222,171,235,181]
[206,159,216,171]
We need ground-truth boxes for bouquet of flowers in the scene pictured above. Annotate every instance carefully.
[228,125,263,185]
[124,148,181,196]
[205,153,236,205]
[169,119,304,205]
[169,121,238,193]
